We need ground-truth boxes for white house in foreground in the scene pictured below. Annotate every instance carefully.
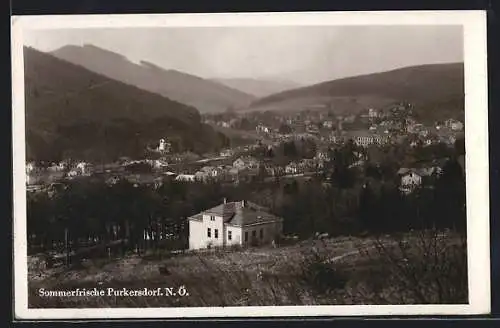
[188,200,283,250]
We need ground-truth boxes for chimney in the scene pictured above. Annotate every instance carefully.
[241,200,246,208]
[223,197,227,204]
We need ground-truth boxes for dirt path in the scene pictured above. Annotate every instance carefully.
[325,244,380,264]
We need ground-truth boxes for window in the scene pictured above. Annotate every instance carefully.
[252,230,256,238]
[214,229,219,239]
[244,231,248,242]
[210,215,216,221]
[207,228,211,238]
[228,230,232,241]
[260,228,264,239]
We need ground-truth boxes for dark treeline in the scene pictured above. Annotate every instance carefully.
[276,157,465,238]
[27,138,466,258]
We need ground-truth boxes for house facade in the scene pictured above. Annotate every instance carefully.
[397,167,441,194]
[220,149,234,158]
[194,166,223,182]
[400,171,422,193]
[368,108,378,119]
[285,162,300,175]
[188,200,284,250]
[445,119,464,131]
[175,174,196,182]
[352,134,389,147]
[233,156,259,170]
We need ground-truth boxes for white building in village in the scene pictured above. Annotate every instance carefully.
[233,156,259,170]
[220,149,234,158]
[26,161,35,174]
[397,167,440,194]
[157,138,172,153]
[188,200,283,250]
[76,162,89,175]
[175,174,196,182]
[443,119,464,131]
[368,108,378,119]
[256,124,270,133]
[26,162,36,185]
[400,171,423,194]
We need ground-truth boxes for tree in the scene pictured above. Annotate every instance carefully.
[433,158,466,231]
[279,123,292,134]
[358,183,377,230]
[238,118,254,130]
[257,165,268,181]
[365,163,382,180]
[300,138,317,159]
[330,141,359,189]
[454,137,465,156]
[283,141,298,159]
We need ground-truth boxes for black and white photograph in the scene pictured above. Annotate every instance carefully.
[11,11,490,319]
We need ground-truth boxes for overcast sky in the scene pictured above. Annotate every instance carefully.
[24,25,463,85]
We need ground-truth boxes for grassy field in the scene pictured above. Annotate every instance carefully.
[27,230,467,308]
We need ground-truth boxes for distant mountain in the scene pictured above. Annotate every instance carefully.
[51,44,255,113]
[248,63,464,122]
[211,78,302,98]
[24,47,229,162]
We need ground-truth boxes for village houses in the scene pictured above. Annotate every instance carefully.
[194,166,223,182]
[345,131,390,147]
[444,119,464,131]
[157,138,172,153]
[256,123,271,134]
[67,161,93,178]
[188,199,284,250]
[219,148,234,158]
[233,156,260,170]
[322,120,334,129]
[368,108,379,119]
[175,174,196,182]
[285,162,301,175]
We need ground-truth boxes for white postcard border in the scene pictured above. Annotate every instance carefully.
[11,10,490,319]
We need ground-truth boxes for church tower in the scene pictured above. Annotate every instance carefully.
[158,138,166,152]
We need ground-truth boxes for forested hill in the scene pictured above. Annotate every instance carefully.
[24,47,228,162]
[51,44,256,113]
[248,63,464,122]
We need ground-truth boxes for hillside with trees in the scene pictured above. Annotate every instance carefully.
[248,63,464,123]
[24,47,229,162]
[51,44,256,113]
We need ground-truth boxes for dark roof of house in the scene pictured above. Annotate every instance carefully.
[188,201,282,227]
[397,167,439,176]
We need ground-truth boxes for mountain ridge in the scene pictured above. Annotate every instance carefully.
[51,44,256,113]
[248,62,464,122]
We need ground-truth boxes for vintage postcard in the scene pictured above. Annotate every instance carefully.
[12,11,490,319]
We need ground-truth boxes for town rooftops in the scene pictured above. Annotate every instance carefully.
[343,130,388,138]
[188,200,283,227]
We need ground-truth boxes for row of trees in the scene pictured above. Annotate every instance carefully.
[275,156,465,237]
[27,159,465,255]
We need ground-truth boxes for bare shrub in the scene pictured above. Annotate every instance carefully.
[298,240,349,294]
[355,228,468,304]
